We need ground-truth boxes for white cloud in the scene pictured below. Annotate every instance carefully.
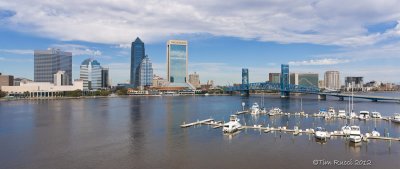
[0,49,33,55]
[288,58,350,66]
[1,0,400,46]
[50,44,102,56]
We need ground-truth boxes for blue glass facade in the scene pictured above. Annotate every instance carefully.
[80,59,102,90]
[130,37,145,87]
[139,56,153,87]
[167,40,187,83]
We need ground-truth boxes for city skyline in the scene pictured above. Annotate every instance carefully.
[1,1,400,85]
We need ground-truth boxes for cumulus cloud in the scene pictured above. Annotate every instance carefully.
[1,0,400,46]
[288,58,350,66]
[50,44,102,56]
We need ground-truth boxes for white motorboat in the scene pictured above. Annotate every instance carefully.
[349,126,362,143]
[370,111,382,118]
[315,127,330,140]
[341,125,351,135]
[268,107,281,116]
[358,111,370,120]
[338,110,346,118]
[327,107,336,117]
[223,115,242,133]
[391,113,400,123]
[314,108,327,117]
[250,103,260,115]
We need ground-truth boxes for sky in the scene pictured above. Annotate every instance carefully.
[1,0,400,85]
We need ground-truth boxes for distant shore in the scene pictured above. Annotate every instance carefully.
[0,93,232,102]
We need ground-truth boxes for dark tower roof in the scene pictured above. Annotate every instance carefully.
[134,37,143,43]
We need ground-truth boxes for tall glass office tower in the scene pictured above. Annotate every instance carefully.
[167,40,188,84]
[130,37,145,87]
[280,64,289,97]
[34,48,72,84]
[80,59,102,90]
[139,56,153,87]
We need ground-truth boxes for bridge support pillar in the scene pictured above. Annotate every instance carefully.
[241,90,249,97]
[280,91,290,98]
[339,97,344,101]
[318,94,326,100]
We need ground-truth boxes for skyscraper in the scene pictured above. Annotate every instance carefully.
[269,73,280,83]
[189,72,200,88]
[80,58,102,90]
[101,68,110,88]
[138,56,153,87]
[280,64,289,97]
[324,71,340,90]
[290,73,319,87]
[34,48,72,84]
[167,40,188,84]
[130,37,145,87]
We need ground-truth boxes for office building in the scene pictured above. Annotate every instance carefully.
[138,56,153,87]
[101,68,110,88]
[80,58,102,90]
[130,37,145,87]
[0,73,14,87]
[189,72,201,88]
[280,64,289,97]
[53,71,69,86]
[152,75,168,87]
[290,73,318,87]
[34,48,72,84]
[269,73,280,83]
[324,71,340,90]
[167,40,188,84]
[345,76,364,91]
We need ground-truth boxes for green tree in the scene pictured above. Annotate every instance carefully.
[116,89,128,95]
[65,90,82,97]
[0,90,7,98]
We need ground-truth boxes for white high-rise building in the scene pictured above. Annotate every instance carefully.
[80,59,102,90]
[324,71,340,90]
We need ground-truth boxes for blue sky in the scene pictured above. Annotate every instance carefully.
[1,0,400,85]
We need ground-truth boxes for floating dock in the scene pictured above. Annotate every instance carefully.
[181,118,400,143]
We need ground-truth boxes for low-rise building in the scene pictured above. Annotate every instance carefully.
[0,73,14,87]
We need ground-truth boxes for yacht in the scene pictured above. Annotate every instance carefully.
[250,103,260,115]
[314,108,327,117]
[223,115,242,133]
[268,107,281,116]
[391,113,400,123]
[338,110,346,118]
[370,112,382,118]
[315,127,330,140]
[327,107,336,117]
[365,128,381,137]
[341,125,351,135]
[349,126,362,143]
[359,111,370,120]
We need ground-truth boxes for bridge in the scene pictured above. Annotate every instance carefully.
[225,65,400,102]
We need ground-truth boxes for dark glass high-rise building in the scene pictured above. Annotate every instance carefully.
[280,64,289,97]
[34,48,72,85]
[130,37,145,87]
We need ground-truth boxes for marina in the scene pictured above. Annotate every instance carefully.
[181,106,400,144]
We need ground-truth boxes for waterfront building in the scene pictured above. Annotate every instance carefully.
[290,73,318,87]
[13,78,32,86]
[80,58,102,90]
[269,73,280,83]
[152,75,168,87]
[0,73,14,87]
[207,80,214,87]
[1,80,83,97]
[130,37,145,87]
[101,68,110,88]
[53,71,69,86]
[345,76,364,91]
[189,72,201,88]
[138,56,153,87]
[324,71,340,90]
[34,48,72,84]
